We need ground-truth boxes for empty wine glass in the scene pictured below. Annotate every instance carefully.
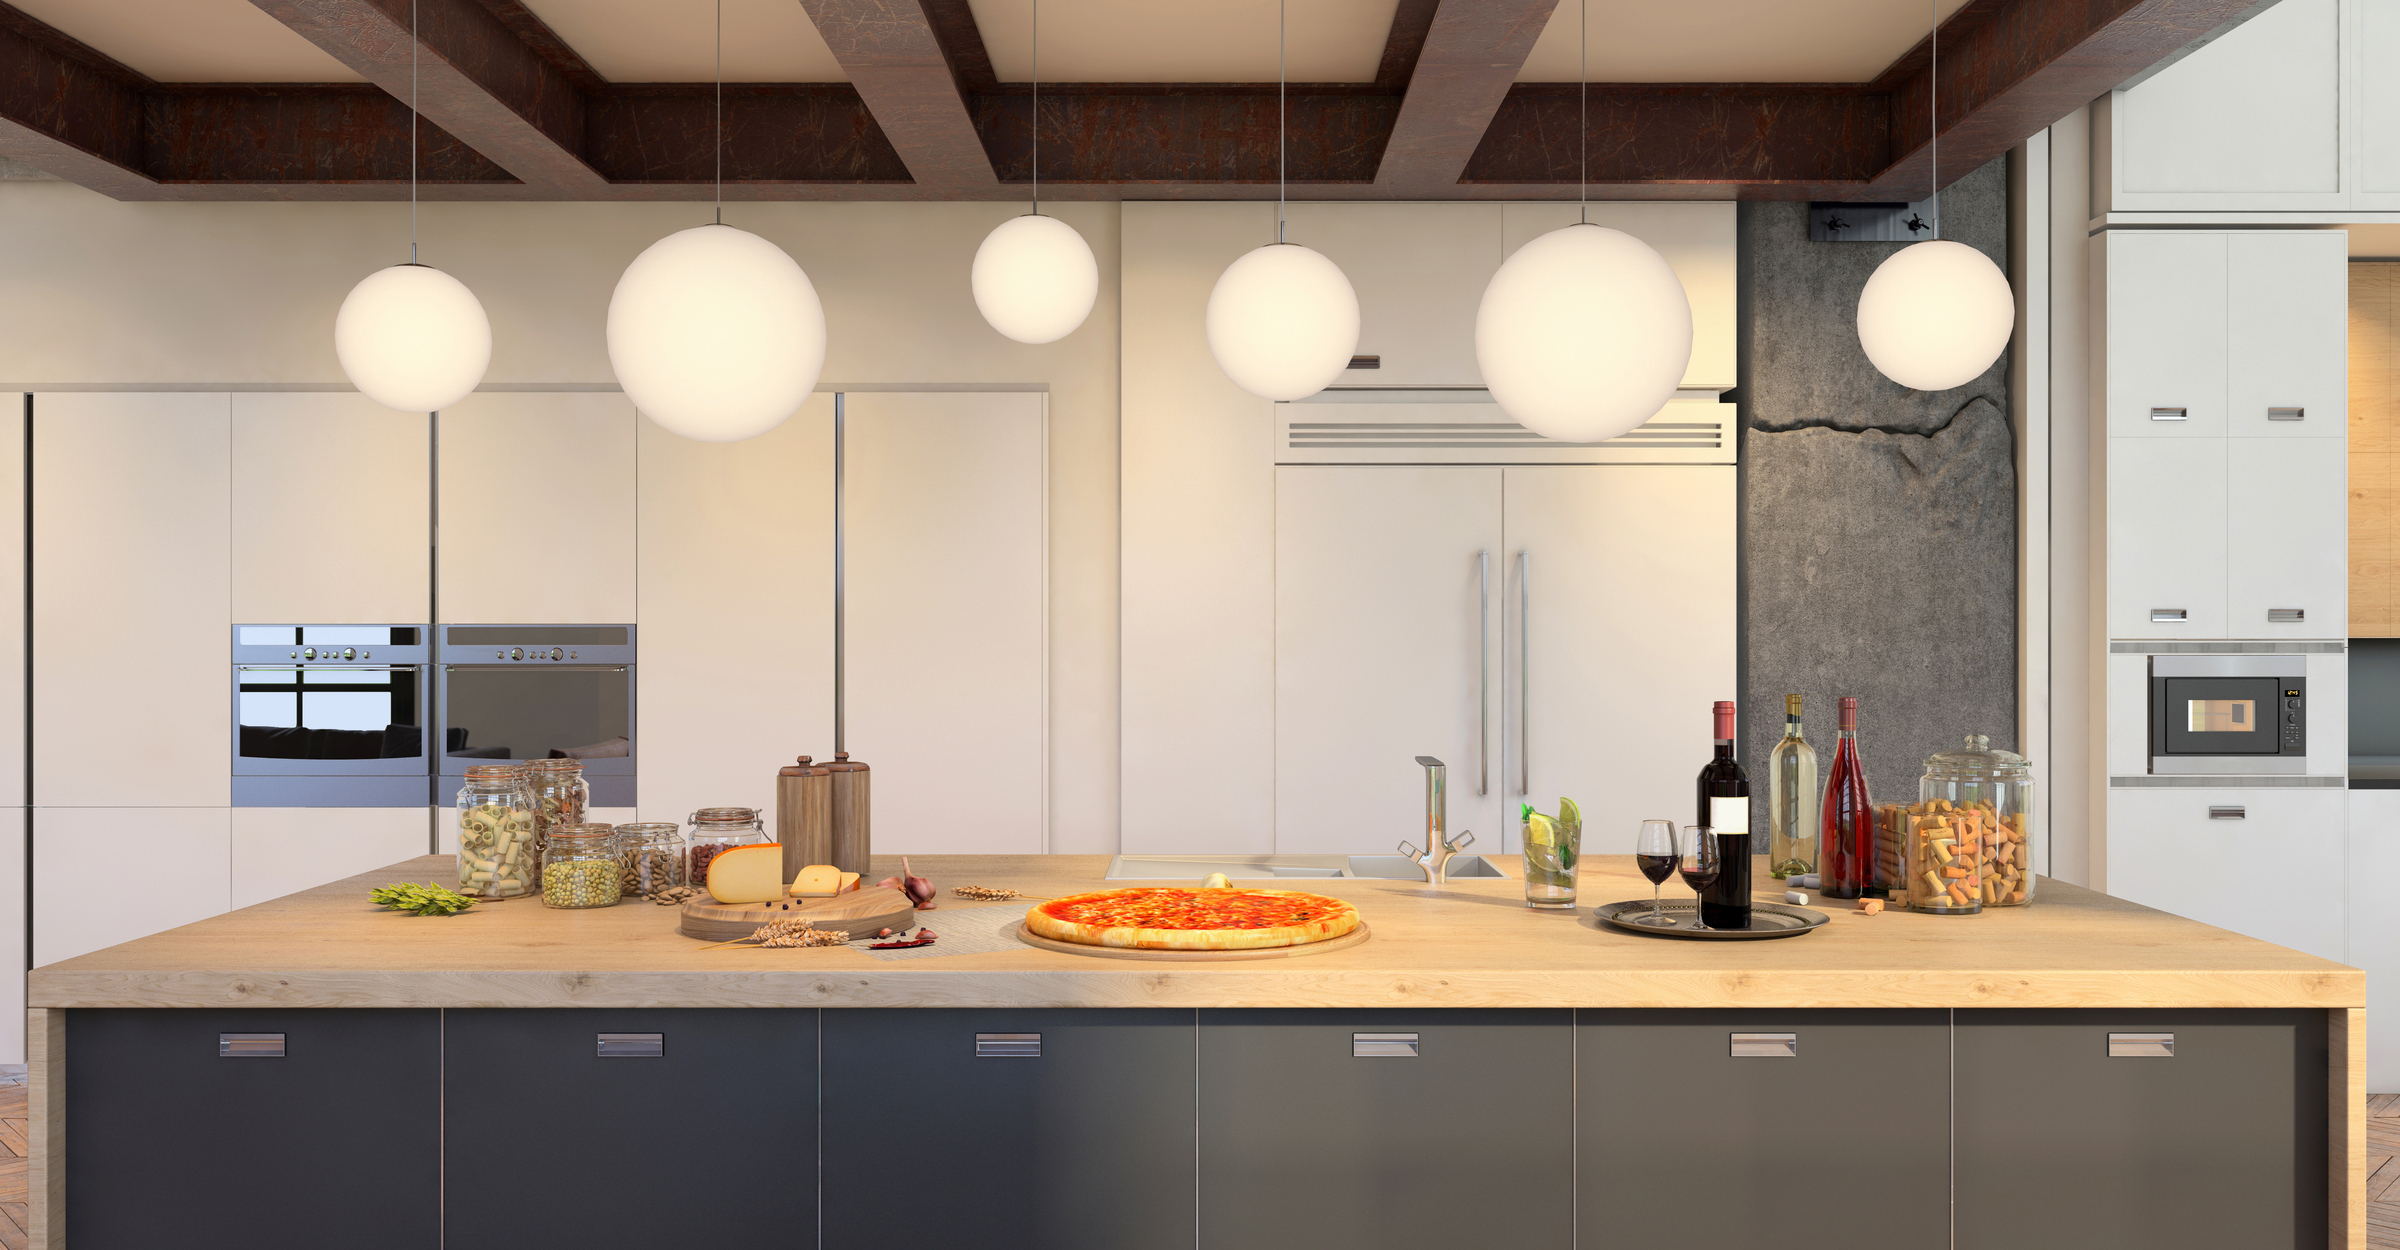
[1679,825,1721,930]
[1632,820,1678,926]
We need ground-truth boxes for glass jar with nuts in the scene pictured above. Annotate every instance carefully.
[614,822,685,899]
[541,823,621,909]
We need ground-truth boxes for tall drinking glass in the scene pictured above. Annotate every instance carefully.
[1632,820,1679,926]
[1523,803,1582,909]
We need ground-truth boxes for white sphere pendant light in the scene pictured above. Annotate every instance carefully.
[1476,224,1691,442]
[1471,0,1690,442]
[606,4,826,442]
[972,0,1098,345]
[1204,0,1360,401]
[337,264,492,412]
[608,224,826,442]
[1207,243,1360,401]
[334,0,490,413]
[1857,0,2014,391]
[1857,240,2014,390]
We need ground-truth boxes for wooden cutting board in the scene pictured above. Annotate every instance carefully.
[679,885,920,942]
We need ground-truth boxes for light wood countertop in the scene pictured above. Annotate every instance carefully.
[27,854,2361,1010]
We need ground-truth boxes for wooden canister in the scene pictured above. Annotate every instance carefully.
[827,752,871,876]
[776,755,834,886]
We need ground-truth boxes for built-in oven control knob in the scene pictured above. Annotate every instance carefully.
[288,651,297,659]
[2287,698,2301,709]
[360,650,369,659]
[302,648,316,660]
[510,648,524,661]
[342,648,356,660]
[495,651,505,659]
[549,648,564,661]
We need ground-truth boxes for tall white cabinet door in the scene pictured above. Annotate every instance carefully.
[2107,437,2229,639]
[1274,466,1504,855]
[2103,232,2227,437]
[230,393,429,623]
[1504,466,1737,854]
[34,393,231,806]
[230,806,428,909]
[635,396,835,825]
[2226,232,2349,437]
[2228,437,2347,638]
[842,393,1047,855]
[34,807,231,966]
[436,393,636,624]
[2107,787,2345,962]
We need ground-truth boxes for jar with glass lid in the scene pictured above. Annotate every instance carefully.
[455,764,536,899]
[615,822,685,898]
[686,807,766,890]
[525,758,589,837]
[542,823,622,908]
[1898,734,2035,915]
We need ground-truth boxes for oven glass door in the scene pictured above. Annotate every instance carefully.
[438,665,634,774]
[233,665,430,774]
[2158,677,2285,755]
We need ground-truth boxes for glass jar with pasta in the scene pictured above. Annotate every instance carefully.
[455,765,536,899]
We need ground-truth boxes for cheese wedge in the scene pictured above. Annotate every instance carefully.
[787,864,843,897]
[706,844,788,904]
[839,872,861,893]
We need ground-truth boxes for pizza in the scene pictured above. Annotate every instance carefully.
[1026,887,1360,951]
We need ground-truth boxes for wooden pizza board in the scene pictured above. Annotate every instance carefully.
[679,885,919,942]
[1015,921,1371,961]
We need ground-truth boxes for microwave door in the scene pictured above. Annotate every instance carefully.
[233,665,431,776]
[2159,677,2283,756]
[437,664,634,776]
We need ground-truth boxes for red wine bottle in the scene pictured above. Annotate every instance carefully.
[1819,696,1874,899]
[1696,700,1752,930]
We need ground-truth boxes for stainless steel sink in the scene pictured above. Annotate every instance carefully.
[1103,854,1508,881]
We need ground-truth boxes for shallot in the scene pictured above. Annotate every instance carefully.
[881,858,936,909]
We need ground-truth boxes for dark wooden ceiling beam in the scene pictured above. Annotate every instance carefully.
[797,0,996,190]
[0,3,157,196]
[1375,0,1558,194]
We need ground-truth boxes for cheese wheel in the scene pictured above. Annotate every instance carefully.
[787,864,843,897]
[706,844,787,904]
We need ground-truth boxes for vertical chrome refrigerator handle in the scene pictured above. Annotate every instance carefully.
[1477,550,1489,796]
[1517,550,1529,796]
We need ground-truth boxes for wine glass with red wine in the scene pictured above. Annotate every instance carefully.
[1632,820,1679,926]
[1679,825,1721,929]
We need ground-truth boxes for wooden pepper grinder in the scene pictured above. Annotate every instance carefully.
[776,755,834,887]
[827,752,871,877]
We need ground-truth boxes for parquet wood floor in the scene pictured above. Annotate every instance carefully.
[2367,1093,2400,1248]
[0,1074,28,1250]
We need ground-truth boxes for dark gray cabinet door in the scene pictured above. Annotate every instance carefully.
[66,1008,440,1250]
[822,1008,1195,1250]
[443,1008,816,1250]
[1198,1009,1573,1250]
[1954,1009,2327,1250]
[1579,1009,1950,1250]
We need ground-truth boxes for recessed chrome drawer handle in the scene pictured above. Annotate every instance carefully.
[219,1033,285,1058]
[2268,608,2305,623]
[1354,1032,1419,1057]
[596,1033,663,1058]
[2267,407,2305,422]
[2109,1032,2174,1057]
[976,1033,1041,1058]
[2150,609,2186,623]
[2149,407,2187,422]
[1731,1032,1797,1058]
[2209,806,2246,820]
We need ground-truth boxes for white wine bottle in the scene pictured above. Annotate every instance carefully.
[1767,694,1819,879]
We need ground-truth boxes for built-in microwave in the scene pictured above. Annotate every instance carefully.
[2149,655,2306,774]
[436,625,636,807]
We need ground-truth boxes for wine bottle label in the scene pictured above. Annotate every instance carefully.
[1709,796,1749,835]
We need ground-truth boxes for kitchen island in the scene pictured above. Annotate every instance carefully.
[27,854,2365,1250]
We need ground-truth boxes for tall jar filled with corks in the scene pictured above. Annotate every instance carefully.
[1891,735,2036,915]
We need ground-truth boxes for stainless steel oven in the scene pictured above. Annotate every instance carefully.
[2149,655,2307,774]
[436,625,636,807]
[232,625,433,806]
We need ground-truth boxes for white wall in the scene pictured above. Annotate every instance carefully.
[0,182,1125,857]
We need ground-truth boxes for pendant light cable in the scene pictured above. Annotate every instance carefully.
[715,0,723,224]
[410,0,418,263]
[1031,0,1039,214]
[1276,0,1286,244]
[1929,0,1938,238]
[1578,0,1586,223]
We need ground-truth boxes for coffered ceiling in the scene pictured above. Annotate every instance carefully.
[0,0,2288,202]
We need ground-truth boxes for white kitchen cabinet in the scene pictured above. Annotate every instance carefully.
[1280,204,1503,388]
[2101,232,2227,438]
[34,393,231,807]
[1273,467,1505,855]
[1505,466,1737,851]
[0,808,21,1064]
[2227,439,2347,637]
[2106,786,2345,962]
[2099,0,2345,211]
[229,807,428,909]
[841,392,1047,855]
[436,392,636,624]
[2348,788,2400,1090]
[2225,233,2349,437]
[0,398,22,809]
[34,807,231,966]
[2106,437,2228,640]
[230,394,430,624]
[2362,0,2400,209]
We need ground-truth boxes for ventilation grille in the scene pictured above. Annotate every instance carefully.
[1275,400,1735,465]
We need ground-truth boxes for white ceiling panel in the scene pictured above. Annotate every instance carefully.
[520,0,848,82]
[12,0,362,82]
[968,0,1398,83]
[1517,0,1975,83]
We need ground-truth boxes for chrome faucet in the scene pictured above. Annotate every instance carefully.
[1397,755,1476,884]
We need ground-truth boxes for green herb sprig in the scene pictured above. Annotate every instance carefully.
[370,882,477,917]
